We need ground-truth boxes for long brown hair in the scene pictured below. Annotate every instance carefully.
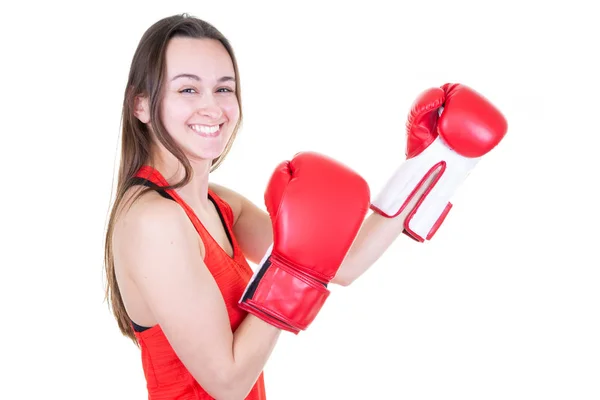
[103,13,243,344]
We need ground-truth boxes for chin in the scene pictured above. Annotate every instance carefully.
[187,148,227,164]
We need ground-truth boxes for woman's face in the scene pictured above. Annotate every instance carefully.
[157,37,240,163]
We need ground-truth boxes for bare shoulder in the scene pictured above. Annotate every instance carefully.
[113,187,197,270]
[118,188,187,233]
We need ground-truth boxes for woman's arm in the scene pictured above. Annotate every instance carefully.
[118,197,280,400]
[332,210,408,286]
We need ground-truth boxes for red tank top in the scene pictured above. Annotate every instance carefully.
[131,165,267,400]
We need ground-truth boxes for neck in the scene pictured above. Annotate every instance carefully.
[149,145,213,211]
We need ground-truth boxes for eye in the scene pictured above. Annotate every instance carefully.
[180,88,197,94]
[216,87,235,93]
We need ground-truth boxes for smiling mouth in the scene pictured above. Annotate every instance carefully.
[189,123,223,137]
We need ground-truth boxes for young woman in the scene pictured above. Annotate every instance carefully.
[104,13,418,400]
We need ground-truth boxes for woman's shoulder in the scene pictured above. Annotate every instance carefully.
[114,186,192,250]
[123,186,184,221]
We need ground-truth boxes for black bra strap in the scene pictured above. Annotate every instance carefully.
[130,177,173,200]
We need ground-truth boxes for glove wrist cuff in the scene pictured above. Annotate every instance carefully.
[239,253,330,332]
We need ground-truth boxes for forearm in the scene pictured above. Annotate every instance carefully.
[333,165,442,285]
[333,210,408,286]
[224,314,282,399]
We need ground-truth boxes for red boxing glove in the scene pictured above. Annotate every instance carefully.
[239,152,370,333]
[370,83,508,242]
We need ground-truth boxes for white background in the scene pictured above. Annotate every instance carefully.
[1,1,599,399]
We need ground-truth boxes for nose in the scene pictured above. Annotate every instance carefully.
[197,94,223,120]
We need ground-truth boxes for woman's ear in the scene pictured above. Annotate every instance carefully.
[134,95,151,123]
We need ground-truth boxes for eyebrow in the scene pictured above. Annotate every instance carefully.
[171,74,235,82]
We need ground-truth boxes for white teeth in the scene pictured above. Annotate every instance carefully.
[190,124,220,135]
